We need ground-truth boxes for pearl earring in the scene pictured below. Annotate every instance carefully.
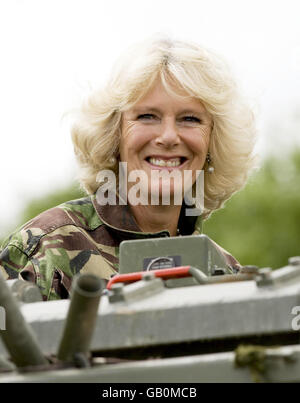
[206,152,214,174]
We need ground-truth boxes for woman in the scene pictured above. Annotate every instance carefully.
[0,36,257,300]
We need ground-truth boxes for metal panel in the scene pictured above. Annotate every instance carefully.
[1,278,299,356]
[1,344,300,383]
[119,235,230,275]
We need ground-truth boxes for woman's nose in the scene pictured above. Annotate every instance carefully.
[155,118,180,147]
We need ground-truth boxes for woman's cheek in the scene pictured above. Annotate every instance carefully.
[129,128,155,148]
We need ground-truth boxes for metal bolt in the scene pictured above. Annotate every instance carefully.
[256,267,273,287]
[142,272,155,281]
[258,268,272,278]
[288,257,300,266]
[108,283,124,303]
[240,265,259,274]
[111,283,124,294]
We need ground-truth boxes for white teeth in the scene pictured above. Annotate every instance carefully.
[148,157,181,167]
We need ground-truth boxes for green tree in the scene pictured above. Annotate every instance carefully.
[204,150,300,269]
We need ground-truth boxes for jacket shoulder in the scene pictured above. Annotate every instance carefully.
[1,196,102,257]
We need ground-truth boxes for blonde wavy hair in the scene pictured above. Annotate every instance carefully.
[71,35,257,219]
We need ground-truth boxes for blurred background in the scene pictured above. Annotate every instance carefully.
[0,0,299,269]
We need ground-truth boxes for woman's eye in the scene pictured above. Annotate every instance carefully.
[182,116,201,123]
[137,114,156,120]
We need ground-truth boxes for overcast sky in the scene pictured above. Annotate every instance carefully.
[0,0,300,236]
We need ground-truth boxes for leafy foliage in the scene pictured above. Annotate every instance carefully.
[204,150,300,268]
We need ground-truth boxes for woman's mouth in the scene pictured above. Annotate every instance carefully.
[146,156,187,168]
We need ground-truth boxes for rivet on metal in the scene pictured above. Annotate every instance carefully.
[288,257,300,266]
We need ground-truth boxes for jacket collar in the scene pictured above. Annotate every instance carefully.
[91,193,200,237]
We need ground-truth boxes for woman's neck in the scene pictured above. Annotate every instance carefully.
[129,204,182,237]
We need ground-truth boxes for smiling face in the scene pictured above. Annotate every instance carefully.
[119,78,212,204]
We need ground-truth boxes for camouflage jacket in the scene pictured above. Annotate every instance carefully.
[0,194,241,300]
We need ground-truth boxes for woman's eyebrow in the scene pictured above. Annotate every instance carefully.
[130,107,209,117]
[178,109,209,117]
[130,106,161,114]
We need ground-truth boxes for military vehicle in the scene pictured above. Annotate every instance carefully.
[1,234,300,383]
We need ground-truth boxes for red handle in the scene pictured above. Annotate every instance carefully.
[107,266,191,290]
